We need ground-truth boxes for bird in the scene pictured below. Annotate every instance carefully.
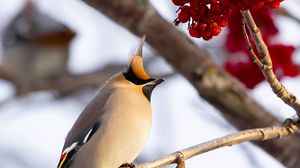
[57,36,164,168]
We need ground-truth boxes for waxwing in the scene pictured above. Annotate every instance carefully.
[57,36,164,168]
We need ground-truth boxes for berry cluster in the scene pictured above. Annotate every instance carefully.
[172,0,284,40]
[173,0,230,40]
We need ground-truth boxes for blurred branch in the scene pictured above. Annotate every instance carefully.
[0,62,174,97]
[0,65,30,95]
[0,63,124,96]
[138,118,299,168]
[277,7,300,24]
[241,10,300,116]
[83,0,300,167]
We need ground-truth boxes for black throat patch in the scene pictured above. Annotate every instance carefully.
[123,67,154,85]
[142,84,156,101]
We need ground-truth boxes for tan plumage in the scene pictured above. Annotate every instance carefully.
[57,36,164,168]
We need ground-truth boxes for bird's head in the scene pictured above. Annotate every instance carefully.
[122,35,164,100]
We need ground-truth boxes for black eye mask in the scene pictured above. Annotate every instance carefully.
[123,67,154,85]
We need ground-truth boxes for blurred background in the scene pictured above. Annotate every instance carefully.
[0,0,300,167]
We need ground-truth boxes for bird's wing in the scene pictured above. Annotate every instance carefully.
[57,122,100,168]
[63,85,112,149]
[57,84,113,168]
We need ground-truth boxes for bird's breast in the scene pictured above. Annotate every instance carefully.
[95,88,152,167]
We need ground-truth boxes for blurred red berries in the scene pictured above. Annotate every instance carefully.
[224,44,298,89]
[223,7,298,89]
[225,7,278,52]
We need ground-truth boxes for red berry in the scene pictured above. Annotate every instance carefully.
[253,1,265,9]
[202,30,212,40]
[178,10,190,23]
[197,23,207,31]
[220,5,231,15]
[212,26,221,36]
[217,18,228,27]
[172,0,187,6]
[268,0,282,8]
[189,27,202,38]
[203,35,213,40]
[188,7,200,21]
[198,5,209,17]
[211,4,221,15]
[209,22,219,29]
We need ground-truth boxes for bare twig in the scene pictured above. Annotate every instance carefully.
[241,10,300,116]
[241,22,264,69]
[137,118,299,168]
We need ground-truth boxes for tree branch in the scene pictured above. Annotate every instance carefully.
[137,118,300,168]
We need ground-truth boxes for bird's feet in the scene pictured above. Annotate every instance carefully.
[119,163,135,168]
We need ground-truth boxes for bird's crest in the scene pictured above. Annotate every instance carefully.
[128,35,150,80]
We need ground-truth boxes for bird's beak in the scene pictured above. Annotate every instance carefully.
[146,78,165,87]
[153,78,165,86]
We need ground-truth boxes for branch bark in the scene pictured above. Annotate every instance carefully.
[83,0,300,167]
[137,118,300,168]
